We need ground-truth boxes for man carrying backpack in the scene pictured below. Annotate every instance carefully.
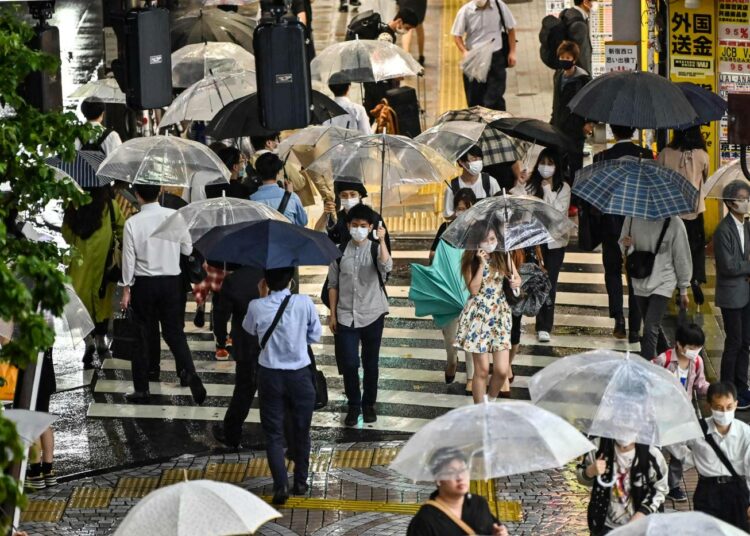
[250,153,308,226]
[444,145,501,218]
[539,0,594,75]
[327,204,392,427]
[77,97,122,156]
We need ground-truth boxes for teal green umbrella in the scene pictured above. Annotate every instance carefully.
[409,240,469,327]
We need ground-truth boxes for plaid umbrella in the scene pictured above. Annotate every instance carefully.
[435,106,529,165]
[573,156,699,220]
[46,151,109,188]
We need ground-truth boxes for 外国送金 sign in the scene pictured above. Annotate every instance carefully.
[669,4,716,78]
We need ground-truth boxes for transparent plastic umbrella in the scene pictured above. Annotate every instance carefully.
[528,350,703,446]
[68,77,125,104]
[277,125,361,168]
[703,159,750,201]
[97,136,231,187]
[2,410,58,447]
[159,70,257,128]
[389,399,595,482]
[171,9,256,54]
[608,512,747,536]
[415,121,485,162]
[151,197,289,242]
[172,42,255,88]
[441,194,575,252]
[58,283,95,348]
[311,39,423,83]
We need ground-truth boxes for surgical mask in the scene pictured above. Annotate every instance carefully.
[712,409,735,427]
[734,200,750,214]
[350,226,369,242]
[395,26,408,35]
[465,160,483,175]
[479,240,497,253]
[341,197,360,211]
[683,347,702,360]
[557,59,575,70]
[474,0,488,7]
[538,164,555,179]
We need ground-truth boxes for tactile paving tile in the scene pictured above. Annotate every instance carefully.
[259,496,422,515]
[113,477,159,498]
[309,450,333,472]
[67,487,114,509]
[245,458,271,478]
[159,468,204,487]
[371,447,401,466]
[330,449,374,468]
[204,462,249,483]
[20,500,67,523]
[496,500,524,523]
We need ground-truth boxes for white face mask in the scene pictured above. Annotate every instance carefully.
[479,240,497,253]
[538,164,555,179]
[734,199,750,214]
[350,226,369,242]
[341,197,360,211]
[615,440,634,448]
[465,160,483,176]
[712,409,735,427]
[395,26,408,35]
[683,347,702,360]
[474,0,488,7]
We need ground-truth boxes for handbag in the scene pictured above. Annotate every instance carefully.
[100,199,122,296]
[493,0,511,62]
[625,219,670,280]
[111,307,143,361]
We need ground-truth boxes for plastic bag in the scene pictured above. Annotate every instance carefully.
[460,43,495,83]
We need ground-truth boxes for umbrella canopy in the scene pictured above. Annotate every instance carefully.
[608,511,747,536]
[3,410,58,447]
[206,91,347,139]
[677,82,728,126]
[441,194,575,252]
[572,156,699,220]
[172,42,255,88]
[195,220,342,268]
[57,283,96,347]
[159,70,257,128]
[389,400,595,482]
[409,240,468,328]
[151,197,289,242]
[171,9,256,53]
[45,151,109,188]
[97,136,231,187]
[435,107,528,166]
[528,350,703,446]
[567,70,698,129]
[113,480,280,536]
[68,77,125,104]
[703,159,750,200]
[415,121,485,162]
[277,125,361,168]
[510,262,551,317]
[311,39,423,83]
[490,117,579,154]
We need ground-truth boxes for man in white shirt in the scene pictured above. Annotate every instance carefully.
[451,0,517,111]
[323,78,373,135]
[77,97,122,156]
[120,184,206,405]
[444,145,500,218]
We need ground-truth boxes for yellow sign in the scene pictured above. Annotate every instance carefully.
[719,40,750,72]
[669,4,717,78]
[718,0,750,39]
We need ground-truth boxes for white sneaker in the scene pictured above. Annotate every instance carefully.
[537,331,551,343]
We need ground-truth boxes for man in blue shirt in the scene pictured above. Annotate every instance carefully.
[243,266,322,505]
[250,153,308,226]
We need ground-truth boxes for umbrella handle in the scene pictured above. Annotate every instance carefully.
[596,475,616,488]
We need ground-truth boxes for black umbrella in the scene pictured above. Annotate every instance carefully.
[489,117,579,154]
[171,9,256,53]
[510,263,552,318]
[566,70,698,129]
[677,82,728,125]
[206,91,348,139]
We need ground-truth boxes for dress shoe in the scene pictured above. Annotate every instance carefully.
[125,391,150,404]
[211,424,241,449]
[193,307,205,328]
[291,482,309,496]
[628,331,641,344]
[498,391,511,399]
[363,405,377,423]
[418,55,425,66]
[613,318,626,339]
[272,485,289,505]
[182,371,207,405]
[444,363,457,384]
[344,406,360,427]
[465,379,473,396]
[692,281,705,306]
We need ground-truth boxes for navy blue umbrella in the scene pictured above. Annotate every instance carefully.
[45,150,109,188]
[677,82,728,125]
[194,220,342,268]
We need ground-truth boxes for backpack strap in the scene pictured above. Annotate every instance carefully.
[481,173,491,198]
[277,190,292,215]
[663,348,673,367]
[369,240,388,297]
[450,177,460,194]
[654,218,671,253]
[260,295,292,350]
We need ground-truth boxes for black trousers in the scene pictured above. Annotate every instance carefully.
[93,320,109,337]
[635,294,669,360]
[602,234,641,333]
[462,50,507,111]
[212,290,232,348]
[222,315,260,446]
[684,214,707,284]
[720,302,750,393]
[130,275,196,393]
[694,476,750,531]
[536,246,565,333]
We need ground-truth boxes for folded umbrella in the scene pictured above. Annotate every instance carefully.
[172,42,255,88]
[573,156,699,220]
[68,77,125,104]
[703,159,750,200]
[608,511,747,536]
[415,121,485,163]
[409,240,468,327]
[171,9,256,53]
[677,82,728,125]
[490,117,579,155]
[510,262,551,318]
[311,39,423,84]
[45,150,109,188]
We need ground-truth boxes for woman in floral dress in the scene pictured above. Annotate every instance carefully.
[455,229,521,404]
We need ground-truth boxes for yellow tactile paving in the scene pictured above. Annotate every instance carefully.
[371,447,401,466]
[309,449,334,472]
[113,476,159,498]
[331,449,375,468]
[67,487,114,509]
[20,500,67,523]
[204,462,249,483]
[261,496,422,515]
[246,457,272,478]
[158,468,204,487]
[439,0,467,113]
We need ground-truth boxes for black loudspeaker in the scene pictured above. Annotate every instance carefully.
[23,25,62,112]
[254,18,311,131]
[385,87,422,138]
[112,8,172,110]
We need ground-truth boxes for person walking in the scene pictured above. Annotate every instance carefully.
[657,126,710,306]
[328,204,392,426]
[400,0,427,65]
[62,186,125,369]
[119,184,207,405]
[455,230,520,403]
[444,145,501,219]
[619,215,691,360]
[243,267,322,505]
[561,0,594,74]
[593,125,652,343]
[451,0,517,111]
[713,180,750,409]
[250,153,308,226]
[323,78,373,134]
[77,97,122,156]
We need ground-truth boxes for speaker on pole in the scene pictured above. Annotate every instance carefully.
[22,24,63,112]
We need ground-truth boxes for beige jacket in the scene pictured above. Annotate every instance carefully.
[657,147,709,221]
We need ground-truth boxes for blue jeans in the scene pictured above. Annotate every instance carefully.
[335,314,385,408]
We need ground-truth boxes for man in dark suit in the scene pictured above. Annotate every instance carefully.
[593,125,653,343]
[714,180,750,409]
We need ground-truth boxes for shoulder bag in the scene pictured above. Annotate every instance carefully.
[625,218,670,280]
[425,499,476,535]
[100,199,122,297]
[493,0,511,62]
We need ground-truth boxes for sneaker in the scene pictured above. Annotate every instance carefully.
[667,487,688,502]
[25,474,45,491]
[225,337,233,353]
[537,331,551,343]
[193,306,205,328]
[344,406,360,427]
[43,470,58,487]
[215,347,230,361]
[613,318,626,339]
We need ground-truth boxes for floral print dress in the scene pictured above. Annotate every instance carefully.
[454,263,512,353]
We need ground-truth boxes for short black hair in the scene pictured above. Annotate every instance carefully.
[218,146,241,170]
[265,267,295,291]
[429,447,468,477]
[722,180,750,204]
[81,97,106,121]
[255,152,284,181]
[346,203,375,224]
[249,133,280,151]
[675,323,705,347]
[328,82,351,97]
[453,187,477,210]
[458,144,483,163]
[573,0,585,5]
[707,382,737,404]
[134,184,160,202]
[610,125,636,140]
[395,7,419,27]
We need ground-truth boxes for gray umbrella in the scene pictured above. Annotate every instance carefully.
[510,263,552,318]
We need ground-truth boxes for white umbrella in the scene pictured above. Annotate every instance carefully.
[703,159,750,201]
[311,39,423,84]
[172,42,255,88]
[68,77,126,104]
[389,400,595,482]
[277,125,360,168]
[608,511,748,536]
[58,284,95,347]
[529,350,703,446]
[415,120,485,162]
[3,409,58,447]
[114,480,281,536]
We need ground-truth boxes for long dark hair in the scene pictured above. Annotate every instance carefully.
[526,148,564,199]
[668,125,707,152]
[63,186,112,240]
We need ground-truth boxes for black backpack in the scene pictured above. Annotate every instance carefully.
[346,10,384,41]
[80,127,114,153]
[539,9,574,69]
[450,173,492,198]
[320,240,389,308]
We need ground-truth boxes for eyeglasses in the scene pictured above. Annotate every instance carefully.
[435,467,469,480]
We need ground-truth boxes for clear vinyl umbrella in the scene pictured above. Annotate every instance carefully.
[159,70,257,128]
[96,136,231,187]
[68,77,125,104]
[415,121,485,162]
[58,283,96,348]
[2,410,58,447]
[528,350,703,446]
[703,159,750,201]
[172,42,255,88]
[171,9,256,54]
[277,125,361,168]
[608,512,747,536]
[311,39,423,84]
[389,400,595,482]
[441,193,575,252]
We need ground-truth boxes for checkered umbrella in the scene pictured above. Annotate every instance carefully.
[573,156,699,220]
[435,107,529,165]
[45,150,109,188]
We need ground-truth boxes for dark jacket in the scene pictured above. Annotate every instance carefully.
[714,213,750,309]
[561,8,592,74]
[551,66,591,149]
[407,491,499,536]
